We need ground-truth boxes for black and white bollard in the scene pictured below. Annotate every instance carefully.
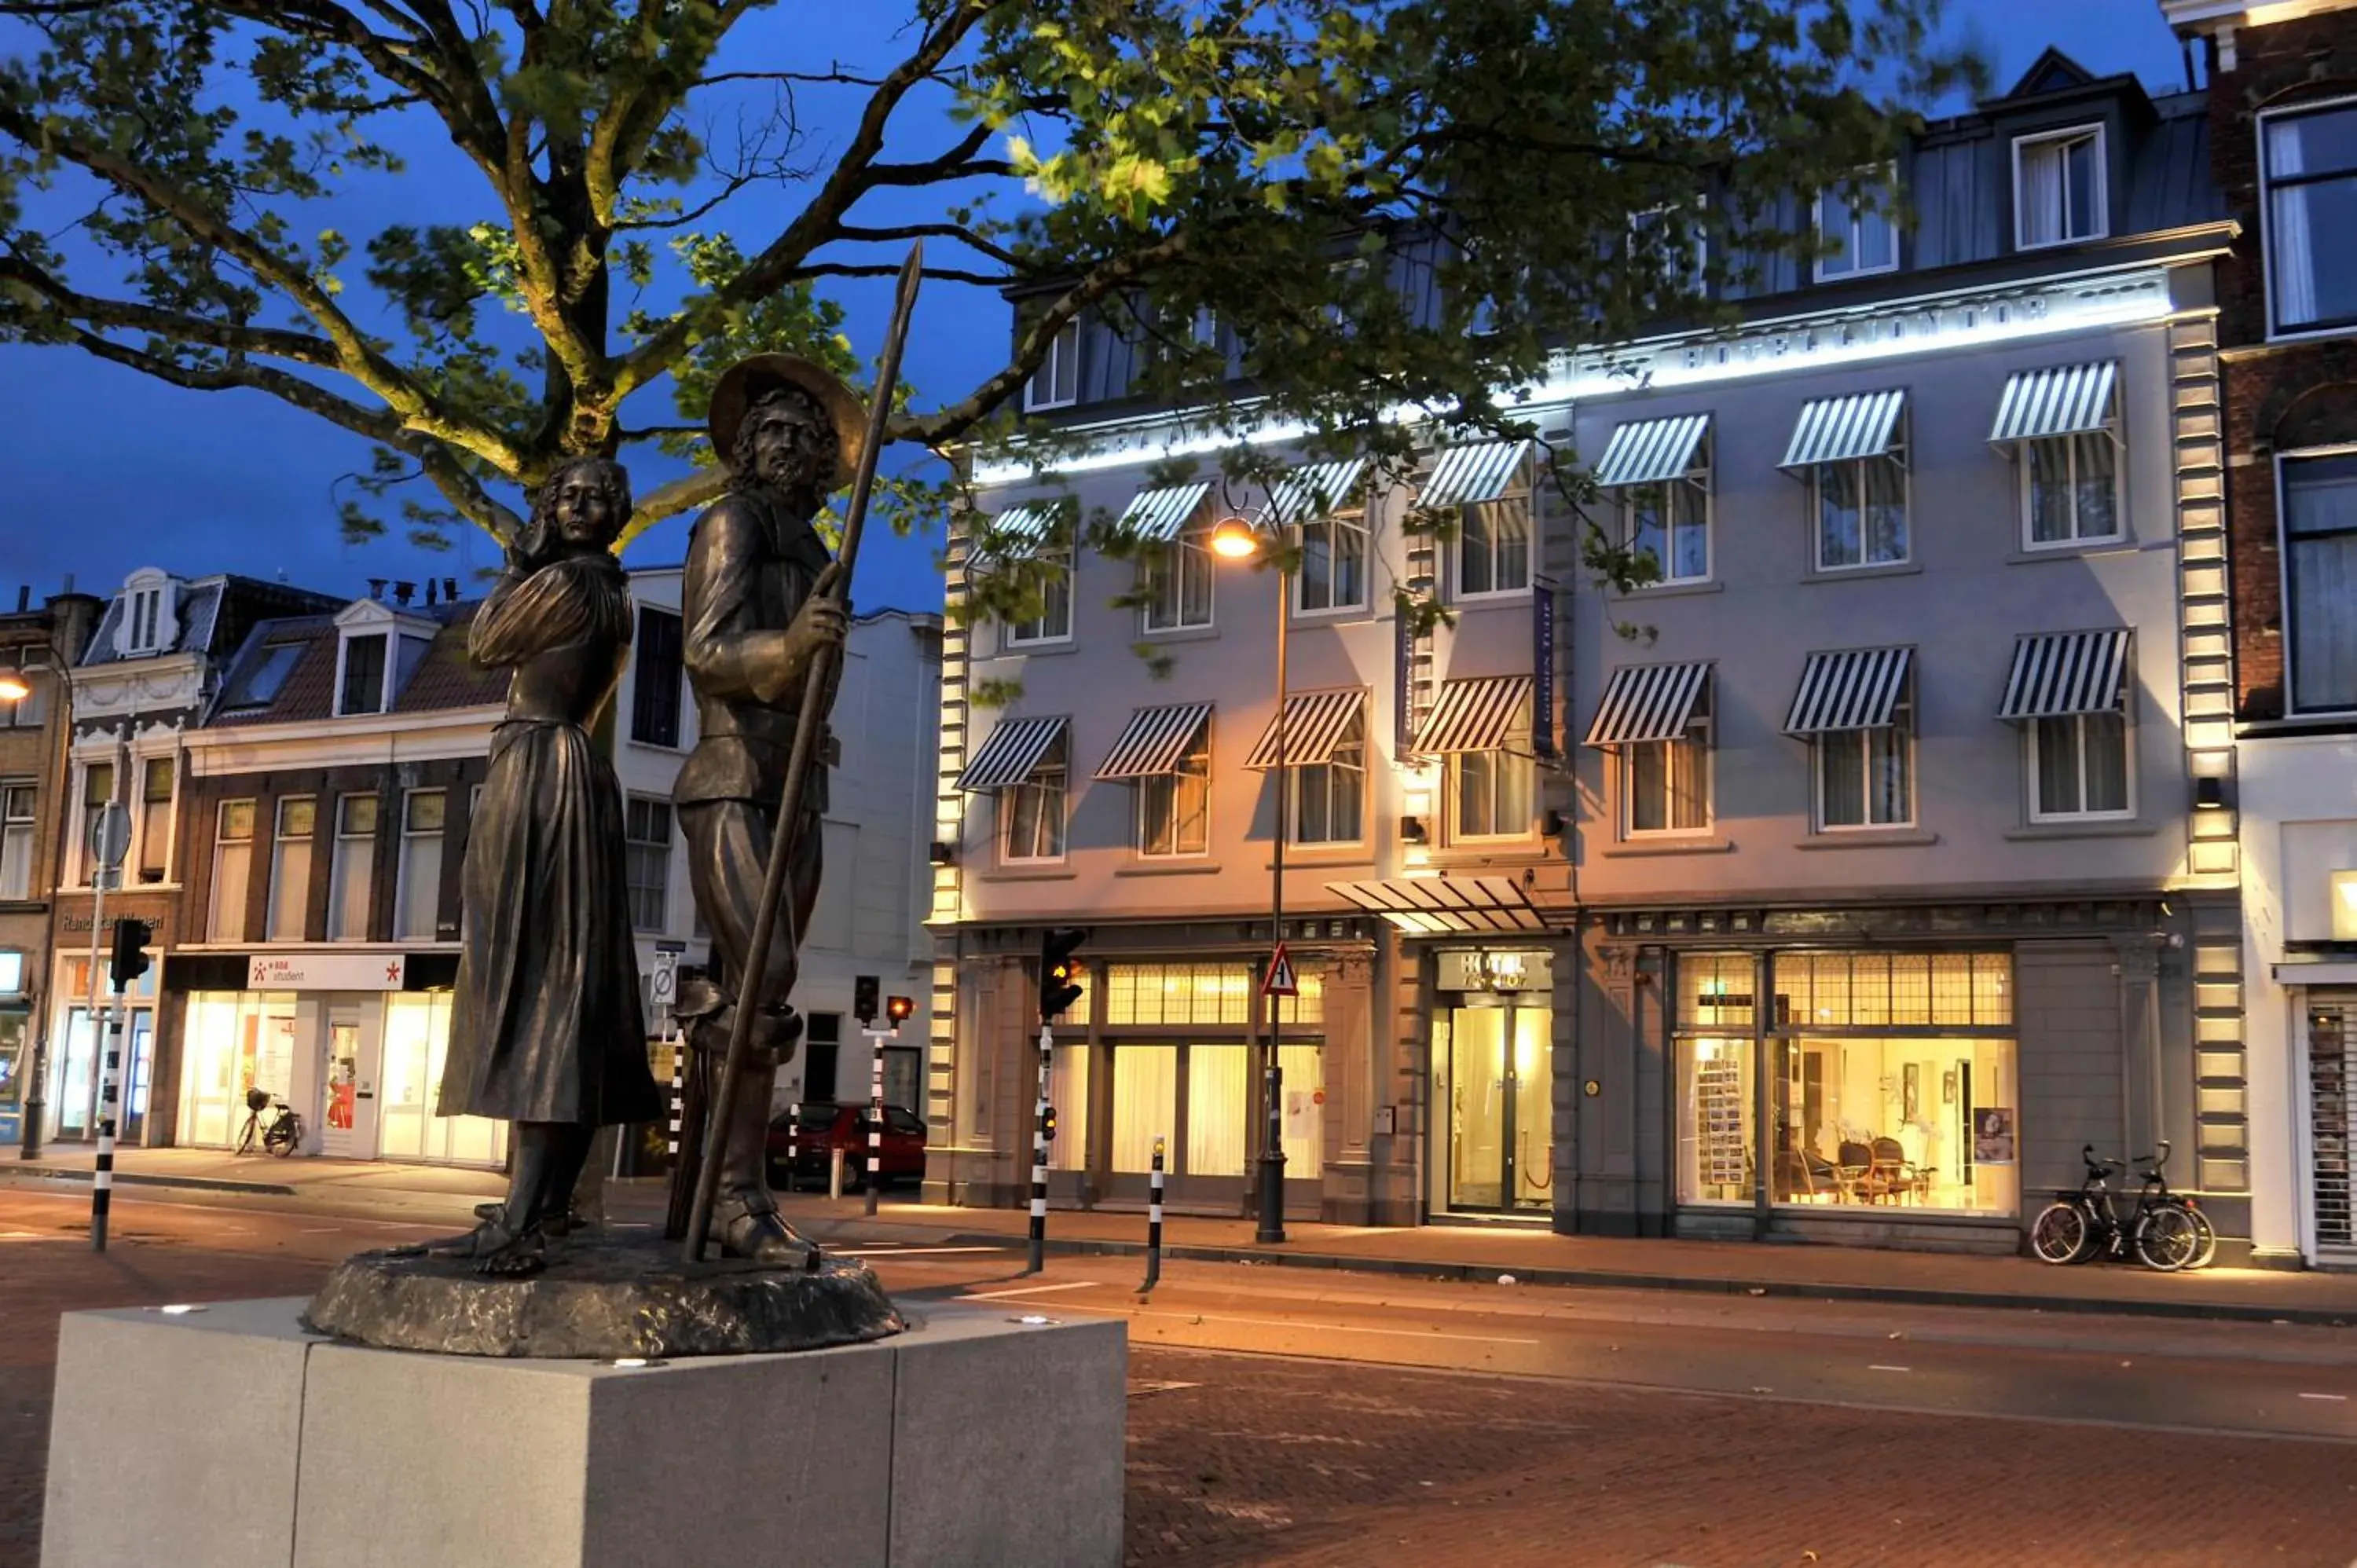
[1140,1137,1165,1292]
[784,1098,800,1193]
[866,1032,886,1218]
[665,1027,684,1160]
[90,995,124,1252]
[1026,1023,1051,1274]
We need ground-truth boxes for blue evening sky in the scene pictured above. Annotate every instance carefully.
[0,1,2187,616]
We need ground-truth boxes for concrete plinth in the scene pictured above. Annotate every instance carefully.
[42,1298,1124,1568]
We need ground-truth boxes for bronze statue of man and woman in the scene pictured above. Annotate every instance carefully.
[428,354,859,1277]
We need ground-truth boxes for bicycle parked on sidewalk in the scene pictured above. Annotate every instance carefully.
[2030,1141,2214,1270]
[233,1086,302,1158]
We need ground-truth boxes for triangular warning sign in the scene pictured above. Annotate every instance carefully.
[1261,943,1299,997]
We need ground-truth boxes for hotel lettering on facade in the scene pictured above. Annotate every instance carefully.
[925,42,2292,1256]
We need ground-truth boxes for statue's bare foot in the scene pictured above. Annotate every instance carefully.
[717,1200,823,1271]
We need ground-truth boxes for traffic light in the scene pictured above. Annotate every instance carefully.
[885,994,914,1028]
[108,917,151,989]
[1042,1105,1059,1144]
[853,973,880,1025]
[1039,927,1087,1021]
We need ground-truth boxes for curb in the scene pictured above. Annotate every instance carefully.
[944,1231,2357,1328]
[2,1167,298,1198]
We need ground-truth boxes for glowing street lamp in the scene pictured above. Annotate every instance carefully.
[0,672,28,702]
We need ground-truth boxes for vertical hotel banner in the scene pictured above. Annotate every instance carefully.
[1395,606,1416,757]
[1531,574,1557,760]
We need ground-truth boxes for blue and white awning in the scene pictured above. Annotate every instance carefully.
[1593,415,1711,489]
[1784,647,1913,735]
[1584,662,1712,748]
[1095,702,1212,779]
[1413,675,1533,755]
[1420,440,1530,507]
[1780,390,1908,470]
[955,716,1069,791]
[1268,458,1370,522]
[1989,361,2119,444]
[1998,630,2131,720]
[1245,688,1367,771]
[1119,482,1212,542]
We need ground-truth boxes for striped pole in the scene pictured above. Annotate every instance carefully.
[665,1022,684,1160]
[1140,1137,1165,1292]
[865,1028,886,1218]
[1026,1023,1051,1274]
[785,1099,800,1193]
[90,990,124,1252]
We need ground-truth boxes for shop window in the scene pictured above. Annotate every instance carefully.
[1769,1037,2018,1217]
[266,797,316,941]
[1047,1040,1090,1172]
[0,781,34,900]
[1677,952,1757,1031]
[328,795,378,940]
[1110,1044,1178,1173]
[209,799,255,941]
[1104,962,1321,1026]
[624,795,672,933]
[395,789,445,940]
[1186,1042,1251,1176]
[1292,715,1365,846]
[1677,1037,1756,1205]
[1774,951,2011,1029]
[629,606,684,748]
[76,762,115,887]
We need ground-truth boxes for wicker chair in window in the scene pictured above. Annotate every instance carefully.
[1867,1136,1931,1204]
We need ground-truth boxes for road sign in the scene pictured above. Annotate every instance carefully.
[89,802,130,874]
[650,948,679,1013]
[1260,943,1298,998]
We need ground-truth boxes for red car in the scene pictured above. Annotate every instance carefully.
[767,1102,926,1190]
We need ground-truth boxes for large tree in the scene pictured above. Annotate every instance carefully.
[0,0,1975,559]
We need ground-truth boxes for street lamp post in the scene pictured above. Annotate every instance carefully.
[1212,516,1288,1244]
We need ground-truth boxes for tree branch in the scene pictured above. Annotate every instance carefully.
[795,262,1004,288]
[864,121,999,185]
[0,255,346,369]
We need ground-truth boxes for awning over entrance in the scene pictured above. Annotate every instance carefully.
[1779,388,1907,470]
[1996,629,2131,720]
[1784,646,1912,735]
[1413,675,1533,755]
[1118,481,1212,541]
[1244,687,1366,771]
[1989,360,2117,445]
[1593,413,1710,488]
[1326,874,1561,934]
[955,715,1068,791]
[1420,439,1530,507]
[1584,661,1711,748]
[1268,456,1370,522]
[1095,702,1212,779]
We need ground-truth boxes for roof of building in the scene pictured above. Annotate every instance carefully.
[80,573,343,669]
[207,599,502,726]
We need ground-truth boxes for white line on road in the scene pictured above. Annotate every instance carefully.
[1868,1365,1913,1373]
[959,1281,1105,1302]
[845,1245,1006,1257]
[1128,1307,1541,1346]
[2299,1392,2348,1402]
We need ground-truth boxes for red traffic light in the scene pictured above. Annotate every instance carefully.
[885,994,914,1025]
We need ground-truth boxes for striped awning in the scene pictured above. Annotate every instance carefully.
[1583,662,1712,748]
[1784,647,1913,735]
[1326,875,1563,935]
[1989,361,2118,444]
[1780,390,1908,470]
[1245,688,1367,771]
[1593,415,1711,489]
[1269,457,1369,522]
[955,716,1069,791]
[968,500,1071,565]
[1998,629,2132,720]
[1119,481,1212,542]
[1412,675,1533,755]
[1094,702,1212,780]
[1420,440,1530,507]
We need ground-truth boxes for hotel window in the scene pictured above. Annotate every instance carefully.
[77,762,114,885]
[2014,125,2106,249]
[1626,687,1712,837]
[210,799,256,941]
[2023,431,2120,546]
[1296,504,1369,614]
[1007,548,1073,644]
[1624,445,1710,586]
[1292,713,1365,845]
[135,757,174,883]
[1022,321,1081,412]
[2282,452,2357,713]
[1140,519,1215,632]
[1815,169,1897,280]
[1457,485,1533,599]
[1815,686,1913,830]
[623,796,672,934]
[1813,441,1908,570]
[328,795,378,940]
[395,789,445,940]
[629,606,684,748]
[266,797,317,941]
[1138,725,1211,858]
[2263,101,2357,337]
[1001,733,1068,863]
[339,632,389,716]
[1450,735,1534,842]
[0,782,33,899]
[1628,201,1706,299]
[2029,712,2131,820]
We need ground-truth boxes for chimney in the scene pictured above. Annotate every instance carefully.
[368,578,387,601]
[393,581,416,606]
[14,586,27,613]
[60,573,73,595]
[424,579,438,606]
[443,577,460,603]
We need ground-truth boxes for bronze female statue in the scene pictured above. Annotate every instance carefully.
[433,456,664,1275]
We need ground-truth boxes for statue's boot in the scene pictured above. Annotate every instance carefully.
[713,1040,819,1271]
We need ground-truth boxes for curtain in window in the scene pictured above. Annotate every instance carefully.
[2073,433,2117,539]
[2021,141,2063,246]
[2064,135,2099,238]
[1185,1043,1250,1176]
[1670,480,1709,579]
[1668,729,1709,829]
[2027,439,2073,544]
[1862,453,1907,562]
[2083,712,2129,813]
[1820,737,1864,826]
[1818,463,1860,567]
[2269,121,2319,327]
[2035,716,2081,814]
[1279,1042,1325,1172]
[1111,1045,1178,1173]
[1867,724,1910,822]
[1047,1043,1089,1172]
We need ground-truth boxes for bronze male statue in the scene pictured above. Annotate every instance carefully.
[673,355,858,1263]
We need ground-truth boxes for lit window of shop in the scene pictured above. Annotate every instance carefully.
[1104,962,1321,1027]
[209,799,255,941]
[1674,952,1758,1207]
[328,795,378,940]
[395,789,445,940]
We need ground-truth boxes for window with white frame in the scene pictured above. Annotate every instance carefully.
[2282,452,2357,713]
[1457,487,1534,598]
[1450,714,1534,841]
[1816,169,1898,280]
[2021,428,2121,547]
[1137,726,1211,857]
[328,794,377,940]
[0,656,46,728]
[1296,502,1369,614]
[0,781,35,899]
[1001,734,1068,863]
[1291,713,1365,845]
[209,799,256,941]
[395,789,445,940]
[266,797,316,941]
[125,588,163,654]
[135,757,173,883]
[1141,519,1215,632]
[2014,126,2106,249]
[1815,687,1915,830]
[1023,321,1081,412]
[1629,202,1707,297]
[2264,101,2357,337]
[339,632,389,716]
[2029,711,2132,820]
[1625,443,1711,585]
[76,762,114,885]
[1007,548,1073,644]
[1813,440,1908,571]
[1626,688,1712,836]
[623,796,672,933]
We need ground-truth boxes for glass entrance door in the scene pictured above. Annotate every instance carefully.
[53,1006,153,1144]
[1442,998,1552,1213]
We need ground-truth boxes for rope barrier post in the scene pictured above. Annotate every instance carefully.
[1140,1137,1165,1292]
[1027,1022,1051,1274]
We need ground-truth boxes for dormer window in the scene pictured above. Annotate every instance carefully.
[1023,321,1080,412]
[2013,126,2106,249]
[338,632,389,716]
[114,569,178,658]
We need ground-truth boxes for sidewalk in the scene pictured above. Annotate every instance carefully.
[1,1145,507,1201]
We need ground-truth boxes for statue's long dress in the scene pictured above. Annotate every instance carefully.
[437,555,664,1127]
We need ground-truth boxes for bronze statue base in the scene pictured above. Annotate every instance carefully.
[301,1236,904,1358]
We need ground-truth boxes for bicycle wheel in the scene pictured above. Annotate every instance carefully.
[266,1116,300,1157]
[2135,1204,2201,1271]
[2183,1205,2219,1270]
[2030,1200,2091,1264]
[235,1115,258,1156]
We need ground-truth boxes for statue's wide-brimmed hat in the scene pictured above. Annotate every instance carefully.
[707,354,867,489]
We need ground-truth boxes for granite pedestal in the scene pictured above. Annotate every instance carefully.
[42,1297,1124,1568]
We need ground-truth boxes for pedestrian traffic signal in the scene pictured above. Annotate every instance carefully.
[1039,928,1087,1021]
[853,973,880,1025]
[885,994,914,1027]
[108,918,150,989]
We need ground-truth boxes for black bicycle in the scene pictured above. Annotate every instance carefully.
[234,1086,302,1158]
[2030,1141,2211,1270]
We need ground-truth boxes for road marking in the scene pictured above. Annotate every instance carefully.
[1128,1307,1541,1346]
[1868,1365,1912,1373]
[845,1245,1005,1257]
[2299,1392,2348,1402]
[959,1280,1104,1302]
